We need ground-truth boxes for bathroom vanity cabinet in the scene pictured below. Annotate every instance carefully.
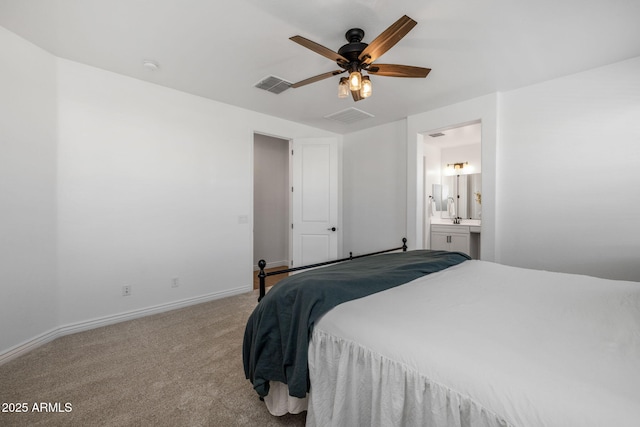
[431,224,481,258]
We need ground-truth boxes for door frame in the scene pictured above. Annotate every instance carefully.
[406,94,497,261]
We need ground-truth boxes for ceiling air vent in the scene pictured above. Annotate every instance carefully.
[254,76,292,94]
[324,107,374,124]
[429,132,445,138]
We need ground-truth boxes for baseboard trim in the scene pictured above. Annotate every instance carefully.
[0,285,251,366]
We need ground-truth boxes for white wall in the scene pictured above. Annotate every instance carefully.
[497,56,640,281]
[1,24,339,358]
[57,59,249,325]
[55,59,339,327]
[0,27,58,356]
[253,134,289,268]
[407,56,640,280]
[342,120,407,254]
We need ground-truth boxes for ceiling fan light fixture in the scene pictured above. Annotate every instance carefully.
[338,77,349,98]
[360,76,372,98]
[288,15,430,103]
[349,70,362,91]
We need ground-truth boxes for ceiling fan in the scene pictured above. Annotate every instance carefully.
[289,15,431,102]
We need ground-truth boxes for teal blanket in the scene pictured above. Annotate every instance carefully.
[242,249,470,398]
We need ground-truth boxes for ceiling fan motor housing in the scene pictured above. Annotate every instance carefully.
[338,28,368,64]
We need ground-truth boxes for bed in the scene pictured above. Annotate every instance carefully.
[243,248,640,426]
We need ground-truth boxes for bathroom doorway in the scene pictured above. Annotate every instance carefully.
[422,121,482,257]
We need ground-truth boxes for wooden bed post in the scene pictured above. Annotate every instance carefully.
[258,260,266,302]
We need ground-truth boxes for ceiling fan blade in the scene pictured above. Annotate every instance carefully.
[351,89,363,102]
[291,70,346,88]
[367,64,431,78]
[358,15,417,64]
[290,36,349,65]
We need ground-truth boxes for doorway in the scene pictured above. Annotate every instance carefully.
[253,133,290,288]
[422,121,482,257]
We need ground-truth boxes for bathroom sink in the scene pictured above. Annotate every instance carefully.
[430,218,481,226]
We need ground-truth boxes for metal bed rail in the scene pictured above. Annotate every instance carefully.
[257,238,407,301]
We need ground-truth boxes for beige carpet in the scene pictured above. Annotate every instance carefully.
[0,290,306,427]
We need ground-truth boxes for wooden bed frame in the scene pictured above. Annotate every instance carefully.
[256,238,408,301]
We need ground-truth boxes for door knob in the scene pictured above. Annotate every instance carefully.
[328,227,337,231]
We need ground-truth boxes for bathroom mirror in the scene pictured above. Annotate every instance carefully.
[433,173,482,219]
[431,183,447,212]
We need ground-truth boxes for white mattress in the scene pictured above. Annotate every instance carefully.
[306,260,640,426]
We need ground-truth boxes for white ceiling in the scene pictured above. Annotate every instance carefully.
[424,122,481,148]
[1,0,639,134]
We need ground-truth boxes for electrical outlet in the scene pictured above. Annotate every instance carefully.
[171,277,180,288]
[122,285,132,296]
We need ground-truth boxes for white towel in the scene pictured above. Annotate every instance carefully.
[429,198,437,217]
[448,197,456,218]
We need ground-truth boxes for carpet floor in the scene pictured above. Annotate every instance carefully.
[0,290,306,427]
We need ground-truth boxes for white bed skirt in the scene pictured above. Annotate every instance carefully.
[307,329,509,427]
[264,381,308,416]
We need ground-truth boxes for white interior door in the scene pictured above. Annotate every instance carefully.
[291,137,338,267]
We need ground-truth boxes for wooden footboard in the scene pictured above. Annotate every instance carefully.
[256,238,407,301]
